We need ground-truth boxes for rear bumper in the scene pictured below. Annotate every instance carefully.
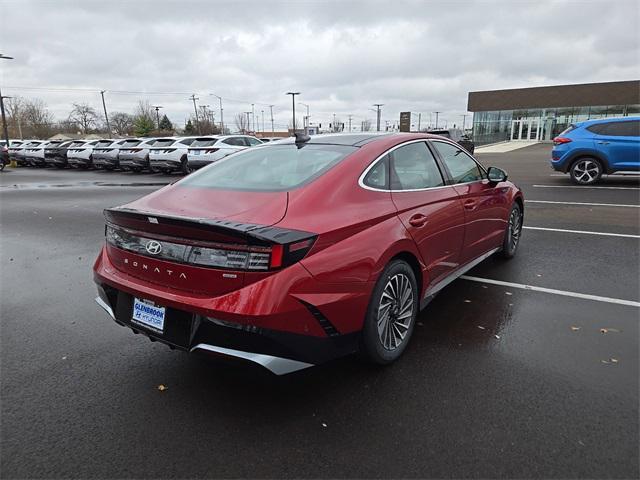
[119,155,149,168]
[93,246,370,372]
[93,155,118,167]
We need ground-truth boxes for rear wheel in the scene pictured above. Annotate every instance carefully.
[360,260,418,365]
[180,156,191,175]
[501,202,523,259]
[570,157,602,185]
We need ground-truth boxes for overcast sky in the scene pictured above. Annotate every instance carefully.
[1,0,639,131]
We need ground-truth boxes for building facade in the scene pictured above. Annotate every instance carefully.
[468,80,640,146]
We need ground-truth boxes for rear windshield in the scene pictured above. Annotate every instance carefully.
[153,139,177,147]
[95,140,113,147]
[120,140,142,147]
[191,138,219,147]
[181,144,357,192]
[69,141,86,148]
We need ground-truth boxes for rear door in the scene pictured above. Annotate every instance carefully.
[388,141,465,285]
[431,140,509,263]
[593,120,640,171]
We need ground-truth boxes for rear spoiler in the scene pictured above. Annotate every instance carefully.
[104,207,314,245]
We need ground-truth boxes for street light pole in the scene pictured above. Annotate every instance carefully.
[269,105,274,134]
[286,92,300,134]
[434,111,441,129]
[261,110,264,133]
[373,104,384,132]
[348,114,353,132]
[461,114,468,131]
[244,112,251,134]
[210,94,224,134]
[298,103,309,130]
[152,105,163,129]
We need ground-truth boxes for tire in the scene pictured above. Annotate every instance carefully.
[161,168,172,174]
[360,259,419,365]
[180,156,191,175]
[570,157,602,185]
[501,202,523,259]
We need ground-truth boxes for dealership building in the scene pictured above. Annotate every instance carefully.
[467,80,640,146]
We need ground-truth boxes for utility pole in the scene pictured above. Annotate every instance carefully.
[244,112,251,134]
[190,94,200,134]
[261,110,264,133]
[418,113,421,132]
[373,104,384,132]
[332,113,336,132]
[434,111,441,129]
[152,105,163,129]
[286,92,300,134]
[298,103,309,130]
[461,114,468,132]
[100,90,111,136]
[269,105,274,134]
[347,114,353,132]
[0,54,14,158]
[211,94,224,134]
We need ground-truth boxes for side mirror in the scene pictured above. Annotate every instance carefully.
[487,166,508,183]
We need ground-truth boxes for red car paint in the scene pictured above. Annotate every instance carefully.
[94,133,523,372]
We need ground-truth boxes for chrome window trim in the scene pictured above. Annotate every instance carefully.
[358,138,485,193]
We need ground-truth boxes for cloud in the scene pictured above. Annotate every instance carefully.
[1,0,638,130]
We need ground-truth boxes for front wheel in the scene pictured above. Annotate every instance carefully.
[501,202,523,259]
[360,260,418,365]
[570,157,602,185]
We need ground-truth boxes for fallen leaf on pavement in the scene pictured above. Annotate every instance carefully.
[157,384,168,392]
[477,326,485,330]
[571,326,581,331]
[600,328,620,334]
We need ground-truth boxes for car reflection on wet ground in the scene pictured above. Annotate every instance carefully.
[1,143,638,479]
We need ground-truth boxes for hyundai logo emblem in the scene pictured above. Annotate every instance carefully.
[145,240,162,255]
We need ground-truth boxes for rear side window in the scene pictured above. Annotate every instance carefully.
[182,144,356,191]
[599,121,640,137]
[432,141,484,184]
[363,155,389,189]
[120,140,141,147]
[246,137,263,146]
[559,125,576,135]
[390,142,444,190]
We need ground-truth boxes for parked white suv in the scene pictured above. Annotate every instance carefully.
[93,138,139,170]
[66,140,102,168]
[119,137,168,172]
[186,135,263,170]
[26,141,51,167]
[148,136,199,174]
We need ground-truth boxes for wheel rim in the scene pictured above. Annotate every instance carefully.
[509,208,522,250]
[574,160,599,183]
[377,273,414,351]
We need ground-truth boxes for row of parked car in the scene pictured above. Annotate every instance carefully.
[3,135,282,173]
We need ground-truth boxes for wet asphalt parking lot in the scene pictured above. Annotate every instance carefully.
[1,143,638,479]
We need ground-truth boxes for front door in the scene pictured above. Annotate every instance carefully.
[430,140,510,263]
[594,120,640,171]
[388,141,465,286]
[511,120,522,140]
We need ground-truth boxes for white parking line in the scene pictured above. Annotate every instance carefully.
[523,226,640,239]
[526,200,640,208]
[533,184,640,191]
[460,275,640,308]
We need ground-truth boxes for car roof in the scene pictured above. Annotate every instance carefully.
[578,116,640,126]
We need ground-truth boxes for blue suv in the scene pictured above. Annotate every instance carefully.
[551,117,640,184]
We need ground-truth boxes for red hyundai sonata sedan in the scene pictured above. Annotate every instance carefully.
[94,133,524,374]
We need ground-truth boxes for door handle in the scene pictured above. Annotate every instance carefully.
[408,214,428,227]
[597,141,610,145]
[463,199,478,210]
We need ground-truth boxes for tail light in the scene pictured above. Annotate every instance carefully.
[553,137,572,145]
[105,224,316,271]
[205,148,220,154]
[130,148,142,153]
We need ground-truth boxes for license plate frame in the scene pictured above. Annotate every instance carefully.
[131,298,166,333]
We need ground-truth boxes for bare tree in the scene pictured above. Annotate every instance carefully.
[234,113,248,133]
[22,98,55,138]
[110,112,134,136]
[68,103,99,134]
[361,119,372,132]
[134,100,155,123]
[4,97,25,138]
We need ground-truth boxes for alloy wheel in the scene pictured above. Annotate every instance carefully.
[573,160,600,184]
[509,208,522,251]
[377,273,414,351]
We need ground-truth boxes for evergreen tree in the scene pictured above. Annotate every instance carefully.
[133,115,155,137]
[184,119,195,134]
[159,114,173,131]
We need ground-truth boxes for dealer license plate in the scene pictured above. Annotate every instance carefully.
[132,298,165,333]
